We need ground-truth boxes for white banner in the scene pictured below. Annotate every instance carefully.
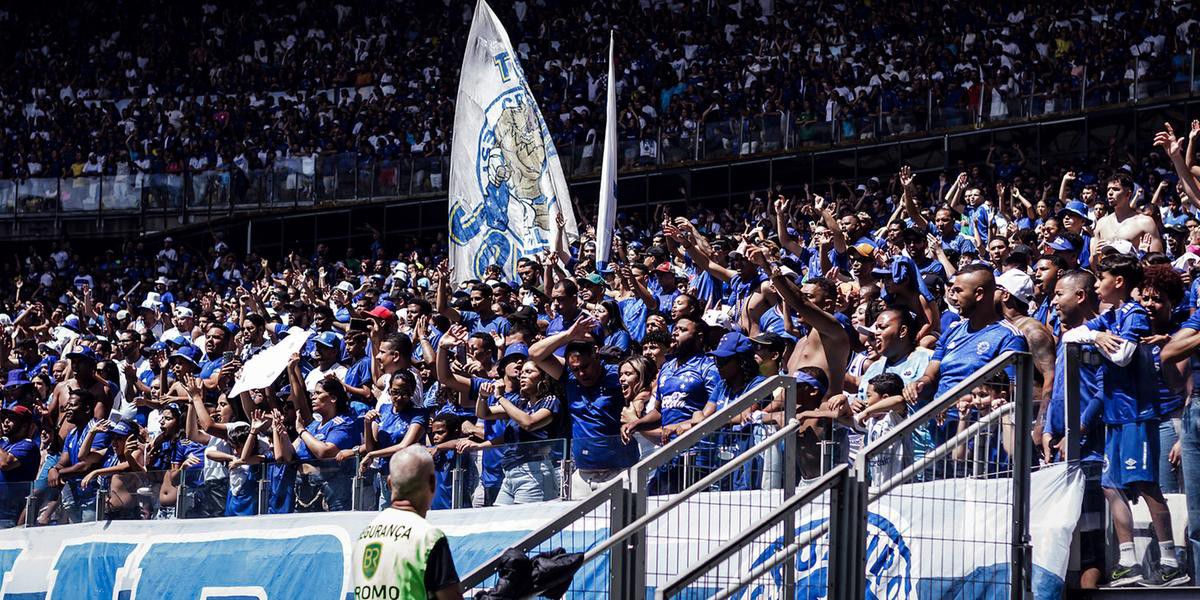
[448,0,578,284]
[229,327,311,396]
[0,465,1084,599]
[594,32,618,270]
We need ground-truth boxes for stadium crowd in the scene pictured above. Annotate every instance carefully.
[0,116,1199,589]
[0,0,1197,179]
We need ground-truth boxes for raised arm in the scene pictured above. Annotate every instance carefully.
[672,226,735,282]
[774,195,806,256]
[528,315,598,380]
[435,324,474,394]
[1156,123,1200,212]
[946,172,967,211]
[434,260,462,324]
[1058,171,1076,203]
[899,166,928,230]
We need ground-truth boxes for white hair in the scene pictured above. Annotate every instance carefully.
[388,445,435,502]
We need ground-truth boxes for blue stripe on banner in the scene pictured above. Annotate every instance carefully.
[5,593,47,600]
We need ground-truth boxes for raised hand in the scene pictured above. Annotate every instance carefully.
[1154,122,1185,158]
[568,314,599,340]
[1191,119,1200,140]
[898,165,915,190]
[773,195,791,216]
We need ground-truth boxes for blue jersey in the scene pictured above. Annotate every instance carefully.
[295,413,359,461]
[343,355,374,411]
[709,375,768,413]
[564,363,635,470]
[1032,297,1060,337]
[0,438,38,484]
[1147,342,1185,417]
[1084,302,1155,425]
[602,329,631,352]
[1047,340,1104,462]
[63,420,113,494]
[470,377,511,488]
[655,354,721,427]
[759,305,800,341]
[726,271,767,325]
[618,298,650,343]
[460,311,511,337]
[931,319,1028,407]
[968,204,992,246]
[374,403,428,473]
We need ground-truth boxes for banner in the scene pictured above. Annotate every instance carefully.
[594,32,618,270]
[448,0,578,284]
[228,327,311,396]
[0,465,1084,599]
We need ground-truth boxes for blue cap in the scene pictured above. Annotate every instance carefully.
[170,345,202,368]
[708,332,753,358]
[168,335,189,348]
[109,419,136,438]
[794,371,828,398]
[106,303,122,313]
[4,369,31,389]
[62,315,81,331]
[379,300,398,311]
[142,341,168,357]
[1058,201,1091,224]
[498,343,530,368]
[275,384,293,398]
[66,346,99,363]
[1046,237,1075,252]
[314,331,341,349]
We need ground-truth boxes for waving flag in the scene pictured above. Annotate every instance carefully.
[595,32,618,270]
[448,0,578,284]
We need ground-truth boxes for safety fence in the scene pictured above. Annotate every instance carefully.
[648,351,1034,600]
[460,374,799,599]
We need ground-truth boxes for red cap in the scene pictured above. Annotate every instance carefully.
[654,263,673,273]
[2,405,33,420]
[368,306,396,321]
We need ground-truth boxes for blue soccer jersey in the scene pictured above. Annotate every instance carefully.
[1082,302,1155,425]
[931,319,1029,401]
[655,354,721,427]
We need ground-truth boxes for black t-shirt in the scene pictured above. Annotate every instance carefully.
[425,537,459,597]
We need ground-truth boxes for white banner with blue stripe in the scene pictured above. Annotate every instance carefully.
[0,464,1082,599]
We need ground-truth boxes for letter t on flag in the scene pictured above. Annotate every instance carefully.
[594,32,618,270]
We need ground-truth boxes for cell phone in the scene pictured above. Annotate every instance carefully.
[350,318,369,332]
[222,351,236,363]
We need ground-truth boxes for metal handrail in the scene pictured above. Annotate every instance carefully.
[459,475,626,591]
[655,464,850,599]
[583,421,800,563]
[853,350,1026,479]
[632,374,793,480]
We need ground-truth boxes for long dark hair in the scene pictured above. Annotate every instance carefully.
[599,299,629,334]
[318,377,352,415]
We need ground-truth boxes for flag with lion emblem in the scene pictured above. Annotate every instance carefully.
[448,0,579,284]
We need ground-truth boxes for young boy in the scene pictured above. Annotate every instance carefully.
[953,375,1013,474]
[428,414,477,510]
[853,373,907,483]
[1062,254,1186,587]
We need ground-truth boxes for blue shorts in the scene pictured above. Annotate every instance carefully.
[1102,421,1160,490]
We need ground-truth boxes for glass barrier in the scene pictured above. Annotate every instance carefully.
[0,179,14,214]
[332,152,358,200]
[315,153,339,202]
[417,438,568,511]
[271,159,312,206]
[61,176,101,212]
[190,170,228,211]
[355,156,376,200]
[702,119,740,161]
[142,173,185,210]
[101,175,142,211]
[0,481,32,529]
[658,124,694,165]
[16,177,57,214]
[238,168,270,207]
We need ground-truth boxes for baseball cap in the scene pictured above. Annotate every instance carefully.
[708,332,753,358]
[66,346,100,363]
[581,273,605,287]
[498,343,530,368]
[314,331,341,349]
[996,269,1035,305]
[1045,237,1075,253]
[749,332,790,351]
[335,281,355,293]
[174,306,194,319]
[0,405,33,422]
[1104,239,1136,256]
[108,419,137,438]
[170,345,202,368]
[850,243,876,259]
[368,306,396,321]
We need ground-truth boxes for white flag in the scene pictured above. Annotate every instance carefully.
[448,0,578,284]
[595,32,618,270]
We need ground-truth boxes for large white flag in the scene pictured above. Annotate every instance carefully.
[448,0,578,284]
[594,32,618,270]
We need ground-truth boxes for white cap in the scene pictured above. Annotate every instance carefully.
[174,306,194,318]
[996,269,1034,306]
[335,281,355,293]
[1106,239,1135,256]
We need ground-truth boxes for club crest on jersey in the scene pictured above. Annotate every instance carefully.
[976,341,991,355]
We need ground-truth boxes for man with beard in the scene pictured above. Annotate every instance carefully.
[1031,254,1067,336]
[903,265,1029,457]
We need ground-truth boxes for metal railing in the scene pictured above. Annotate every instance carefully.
[848,350,1035,600]
[655,464,851,600]
[460,374,797,599]
[656,351,1035,600]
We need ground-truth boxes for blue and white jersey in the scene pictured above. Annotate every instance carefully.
[294,413,360,461]
[931,319,1028,404]
[1084,302,1155,425]
[655,354,721,427]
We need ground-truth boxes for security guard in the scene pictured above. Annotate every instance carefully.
[352,446,462,600]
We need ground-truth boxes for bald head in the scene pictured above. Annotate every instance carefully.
[951,264,996,318]
[388,446,436,514]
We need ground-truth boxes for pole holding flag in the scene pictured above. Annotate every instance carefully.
[595,32,618,271]
[448,0,579,284]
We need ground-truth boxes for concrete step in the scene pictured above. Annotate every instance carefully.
[1068,586,1200,599]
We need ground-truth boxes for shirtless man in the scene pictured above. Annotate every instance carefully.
[48,347,112,424]
[1091,173,1162,259]
[994,269,1057,441]
[748,247,850,399]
